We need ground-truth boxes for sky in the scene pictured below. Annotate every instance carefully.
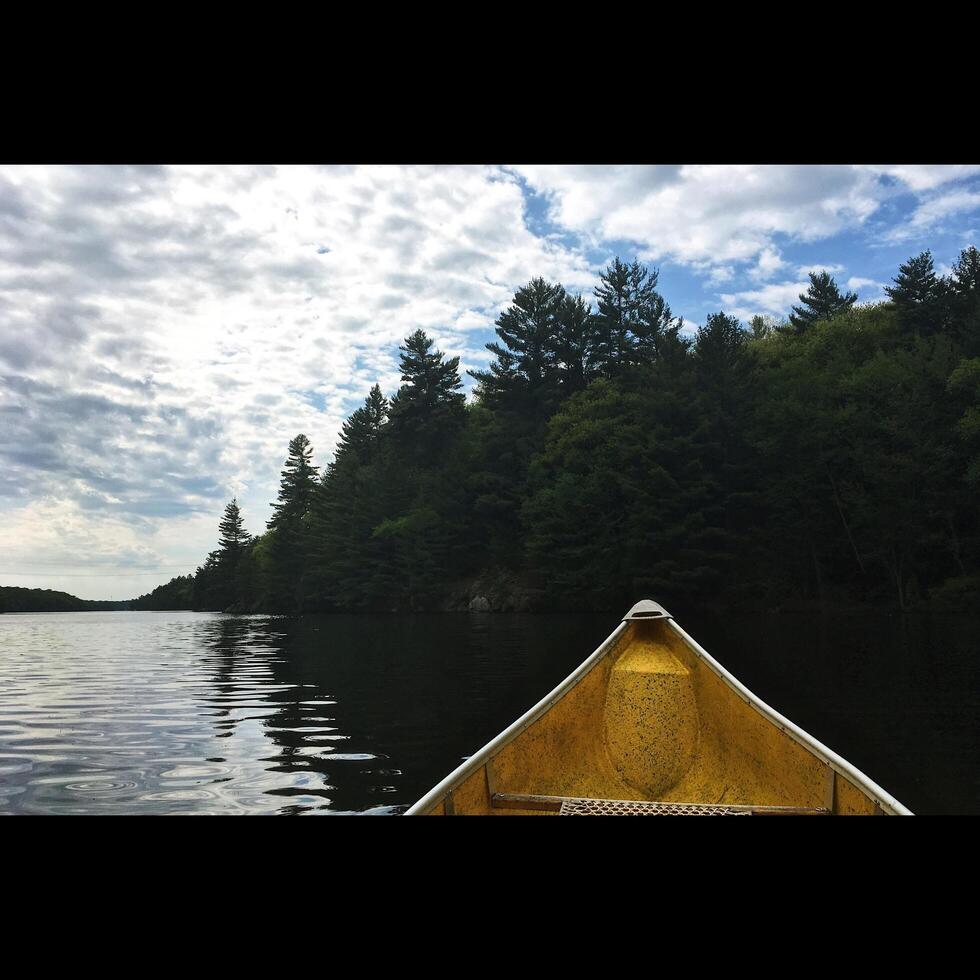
[2,163,979,600]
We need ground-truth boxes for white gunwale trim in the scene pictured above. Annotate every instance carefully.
[404,621,630,815]
[666,618,913,815]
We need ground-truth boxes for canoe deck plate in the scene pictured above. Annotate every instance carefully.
[558,798,749,816]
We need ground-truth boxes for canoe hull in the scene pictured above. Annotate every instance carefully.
[407,602,911,815]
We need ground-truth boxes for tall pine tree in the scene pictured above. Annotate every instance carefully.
[267,434,319,611]
[886,250,947,335]
[469,277,566,409]
[553,293,596,395]
[388,330,465,454]
[592,258,673,373]
[218,498,247,557]
[950,245,980,354]
[789,271,858,332]
[269,434,318,529]
[335,384,389,466]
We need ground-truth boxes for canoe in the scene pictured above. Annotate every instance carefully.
[406,600,912,815]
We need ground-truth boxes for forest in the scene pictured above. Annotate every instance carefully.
[131,246,980,615]
[0,587,129,613]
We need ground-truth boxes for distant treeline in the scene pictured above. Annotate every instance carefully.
[0,586,130,613]
[143,247,980,614]
[130,576,194,611]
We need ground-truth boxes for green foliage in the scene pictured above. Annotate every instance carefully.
[132,575,195,610]
[269,434,318,530]
[0,586,130,612]
[218,498,247,555]
[336,384,388,465]
[749,314,783,339]
[592,258,673,372]
[470,277,568,407]
[264,434,320,612]
[949,245,980,354]
[788,271,858,332]
[948,356,980,487]
[150,245,980,614]
[885,250,948,335]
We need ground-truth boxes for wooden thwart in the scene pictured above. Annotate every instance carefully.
[490,792,831,816]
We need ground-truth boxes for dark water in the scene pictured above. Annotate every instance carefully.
[0,609,976,814]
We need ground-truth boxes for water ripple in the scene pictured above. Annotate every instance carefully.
[0,608,621,814]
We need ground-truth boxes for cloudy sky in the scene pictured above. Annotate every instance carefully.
[2,164,979,599]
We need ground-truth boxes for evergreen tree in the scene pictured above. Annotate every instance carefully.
[693,313,746,372]
[948,356,980,488]
[690,313,753,590]
[192,550,222,610]
[269,434,319,530]
[950,245,980,353]
[468,283,598,572]
[218,498,247,556]
[267,434,319,611]
[592,258,672,373]
[211,497,249,610]
[553,293,596,395]
[388,330,465,458]
[788,271,858,332]
[335,384,389,465]
[749,314,781,339]
[307,386,390,609]
[952,245,980,295]
[885,250,946,335]
[469,278,566,406]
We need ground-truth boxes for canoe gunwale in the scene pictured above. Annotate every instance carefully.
[404,620,631,815]
[666,618,913,816]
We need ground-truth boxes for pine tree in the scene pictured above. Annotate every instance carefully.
[335,384,389,465]
[553,293,596,395]
[388,330,465,451]
[592,258,672,373]
[218,498,247,557]
[886,251,946,335]
[469,278,566,404]
[307,386,392,608]
[693,313,746,372]
[950,245,980,354]
[788,271,858,332]
[213,497,249,609]
[269,434,319,529]
[952,245,980,296]
[749,314,782,340]
[371,332,469,608]
[192,550,222,610]
[266,434,319,611]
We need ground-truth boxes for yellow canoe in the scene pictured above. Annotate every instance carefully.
[407,600,911,815]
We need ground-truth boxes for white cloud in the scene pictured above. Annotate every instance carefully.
[515,164,886,270]
[884,189,980,242]
[706,265,735,286]
[797,262,845,277]
[749,246,787,281]
[848,277,888,303]
[0,164,599,597]
[865,165,980,193]
[720,281,809,322]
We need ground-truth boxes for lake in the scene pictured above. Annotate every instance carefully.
[0,609,976,814]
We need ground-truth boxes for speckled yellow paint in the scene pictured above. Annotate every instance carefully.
[421,618,884,815]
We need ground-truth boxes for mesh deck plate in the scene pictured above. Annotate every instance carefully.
[558,798,750,816]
